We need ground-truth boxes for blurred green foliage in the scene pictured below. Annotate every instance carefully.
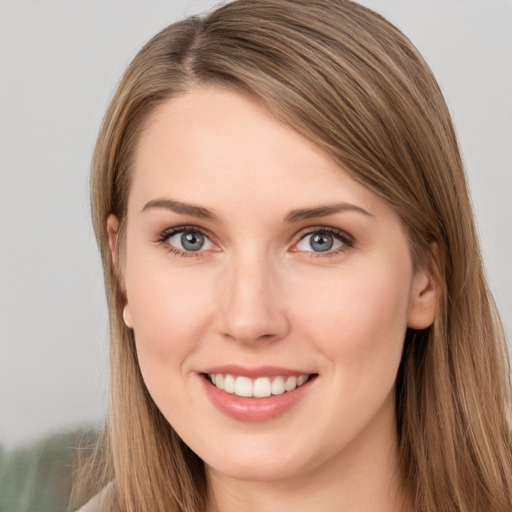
[0,428,98,512]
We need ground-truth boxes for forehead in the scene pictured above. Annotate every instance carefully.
[128,86,386,221]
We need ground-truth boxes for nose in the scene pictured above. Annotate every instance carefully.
[217,250,290,345]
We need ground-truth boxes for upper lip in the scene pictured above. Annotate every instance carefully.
[201,365,315,378]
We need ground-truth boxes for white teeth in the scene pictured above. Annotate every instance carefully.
[215,374,225,390]
[224,374,236,393]
[253,377,272,398]
[271,376,285,395]
[297,375,308,386]
[285,376,297,391]
[208,373,310,398]
[235,376,253,397]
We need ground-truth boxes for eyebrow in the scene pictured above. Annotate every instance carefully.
[285,203,374,223]
[142,197,373,223]
[142,198,218,220]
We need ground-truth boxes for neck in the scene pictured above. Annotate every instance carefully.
[205,396,413,512]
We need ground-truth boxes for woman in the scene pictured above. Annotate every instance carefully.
[74,0,512,510]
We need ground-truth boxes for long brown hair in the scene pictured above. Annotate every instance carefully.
[74,1,512,510]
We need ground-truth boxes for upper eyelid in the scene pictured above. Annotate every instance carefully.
[158,225,215,241]
[296,225,354,242]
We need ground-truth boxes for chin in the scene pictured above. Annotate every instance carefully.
[196,431,325,483]
[206,455,306,483]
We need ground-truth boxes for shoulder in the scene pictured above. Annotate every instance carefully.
[75,483,113,512]
[76,495,101,512]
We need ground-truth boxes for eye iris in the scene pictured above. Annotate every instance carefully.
[310,232,333,252]
[181,231,204,251]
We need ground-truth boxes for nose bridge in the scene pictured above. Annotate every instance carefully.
[219,245,288,344]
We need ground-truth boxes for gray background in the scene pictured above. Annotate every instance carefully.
[1,0,511,450]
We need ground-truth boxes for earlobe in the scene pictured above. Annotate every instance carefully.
[123,303,134,328]
[407,266,438,330]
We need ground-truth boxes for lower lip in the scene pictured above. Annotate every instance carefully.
[200,375,316,422]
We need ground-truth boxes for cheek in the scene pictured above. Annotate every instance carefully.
[125,260,219,424]
[124,254,216,375]
[297,264,410,383]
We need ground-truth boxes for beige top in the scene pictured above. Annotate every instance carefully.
[75,484,112,512]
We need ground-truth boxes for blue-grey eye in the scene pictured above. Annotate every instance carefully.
[168,229,213,252]
[311,233,333,252]
[181,231,204,251]
[296,230,344,253]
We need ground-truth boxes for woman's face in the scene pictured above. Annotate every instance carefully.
[111,87,436,484]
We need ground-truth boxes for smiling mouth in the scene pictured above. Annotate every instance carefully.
[203,373,317,398]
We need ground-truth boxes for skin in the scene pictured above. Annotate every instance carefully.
[108,87,437,512]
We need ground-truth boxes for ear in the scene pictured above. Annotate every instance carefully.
[108,215,133,328]
[107,214,121,267]
[407,256,438,330]
[122,303,134,329]
[107,214,126,291]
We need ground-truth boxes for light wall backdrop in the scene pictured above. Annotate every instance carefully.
[1,0,511,450]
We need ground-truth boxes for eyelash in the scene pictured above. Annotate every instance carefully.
[155,225,210,258]
[155,225,355,258]
[296,226,355,257]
